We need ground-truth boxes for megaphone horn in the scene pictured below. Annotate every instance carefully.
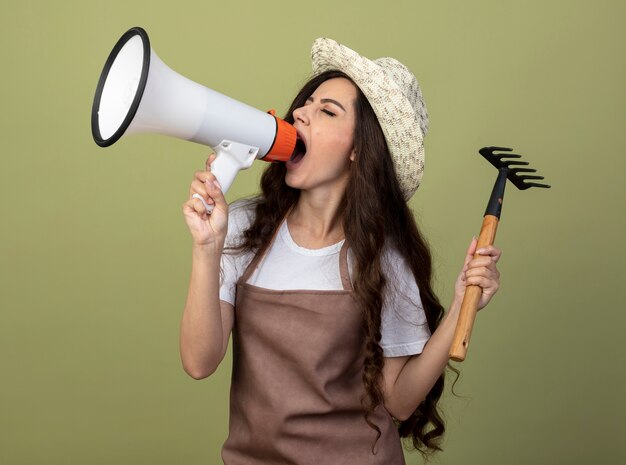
[91,27,297,209]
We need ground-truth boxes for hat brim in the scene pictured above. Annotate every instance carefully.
[311,38,425,198]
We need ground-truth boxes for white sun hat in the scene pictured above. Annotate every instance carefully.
[311,38,428,199]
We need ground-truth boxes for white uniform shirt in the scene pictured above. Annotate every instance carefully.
[220,200,431,357]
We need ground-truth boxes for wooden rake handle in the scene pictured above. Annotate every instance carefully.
[449,215,499,362]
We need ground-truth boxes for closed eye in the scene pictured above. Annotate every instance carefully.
[322,109,336,117]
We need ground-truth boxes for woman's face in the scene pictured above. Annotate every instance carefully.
[285,77,357,196]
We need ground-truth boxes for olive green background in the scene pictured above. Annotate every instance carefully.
[1,0,624,464]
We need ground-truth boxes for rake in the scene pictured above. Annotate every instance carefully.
[449,146,550,362]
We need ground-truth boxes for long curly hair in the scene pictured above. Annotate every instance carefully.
[233,70,452,457]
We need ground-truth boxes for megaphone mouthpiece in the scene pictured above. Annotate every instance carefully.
[263,111,298,162]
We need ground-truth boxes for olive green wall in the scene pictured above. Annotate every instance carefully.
[1,1,624,464]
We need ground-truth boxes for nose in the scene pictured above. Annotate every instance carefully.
[292,105,309,125]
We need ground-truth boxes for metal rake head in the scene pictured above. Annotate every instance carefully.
[479,146,551,190]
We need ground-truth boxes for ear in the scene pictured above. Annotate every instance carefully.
[349,148,357,162]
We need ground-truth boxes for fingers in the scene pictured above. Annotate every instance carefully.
[466,248,501,277]
[467,255,498,269]
[463,236,478,268]
[182,196,208,222]
[187,167,226,216]
[462,242,501,273]
[205,152,216,172]
[187,177,210,217]
[463,243,501,292]
[463,261,499,292]
[468,277,499,295]
[190,169,217,198]
[183,192,210,219]
[188,153,217,212]
[461,238,501,280]
[475,244,502,263]
[205,175,227,212]
[464,265,499,282]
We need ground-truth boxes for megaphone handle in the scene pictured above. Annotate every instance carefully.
[192,141,259,214]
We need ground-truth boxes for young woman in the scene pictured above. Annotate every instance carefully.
[180,38,501,464]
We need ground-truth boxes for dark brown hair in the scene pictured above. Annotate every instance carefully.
[235,70,451,457]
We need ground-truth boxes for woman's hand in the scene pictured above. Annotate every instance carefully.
[453,237,502,311]
[182,154,229,252]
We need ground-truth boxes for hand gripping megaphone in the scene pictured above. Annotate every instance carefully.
[91,27,297,212]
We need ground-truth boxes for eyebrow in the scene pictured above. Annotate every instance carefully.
[306,96,347,112]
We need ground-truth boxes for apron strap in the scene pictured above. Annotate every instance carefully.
[238,249,263,285]
[238,207,294,285]
[338,241,353,291]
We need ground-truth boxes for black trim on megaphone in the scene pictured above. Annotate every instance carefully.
[91,27,151,147]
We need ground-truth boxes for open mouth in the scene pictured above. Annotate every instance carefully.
[289,136,307,164]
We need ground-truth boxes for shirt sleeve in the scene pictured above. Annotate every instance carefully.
[380,247,432,357]
[219,200,255,305]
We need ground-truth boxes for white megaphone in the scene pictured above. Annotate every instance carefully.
[91,27,297,212]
